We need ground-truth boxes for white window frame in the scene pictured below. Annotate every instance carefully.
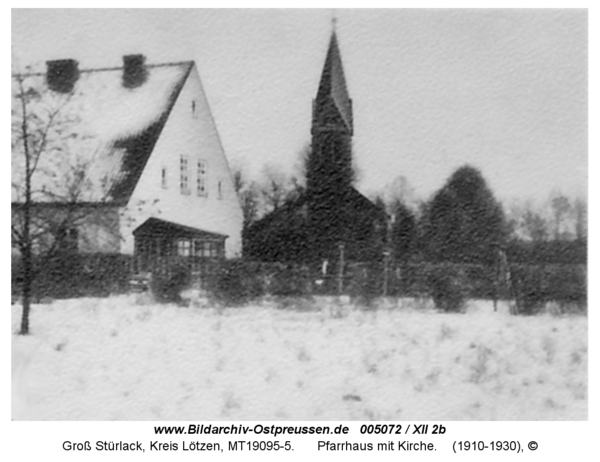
[191,240,222,258]
[177,239,191,257]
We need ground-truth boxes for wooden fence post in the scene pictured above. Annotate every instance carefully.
[338,243,345,295]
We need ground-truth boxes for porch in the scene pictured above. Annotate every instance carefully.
[132,218,227,275]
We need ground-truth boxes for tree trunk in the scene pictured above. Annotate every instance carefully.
[19,79,32,335]
[20,244,32,335]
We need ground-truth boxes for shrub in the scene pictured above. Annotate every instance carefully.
[427,265,466,312]
[510,265,546,315]
[269,264,312,297]
[211,260,265,305]
[347,262,381,307]
[150,263,191,304]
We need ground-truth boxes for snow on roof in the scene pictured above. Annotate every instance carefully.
[12,61,193,205]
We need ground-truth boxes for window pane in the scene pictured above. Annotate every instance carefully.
[197,160,207,196]
[180,156,189,193]
[177,239,190,257]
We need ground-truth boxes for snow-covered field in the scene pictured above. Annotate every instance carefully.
[12,296,587,420]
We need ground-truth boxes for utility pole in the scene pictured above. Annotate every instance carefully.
[337,243,345,295]
[383,211,395,297]
[383,249,391,297]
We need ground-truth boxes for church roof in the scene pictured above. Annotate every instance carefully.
[249,186,385,231]
[11,60,193,205]
[315,32,353,132]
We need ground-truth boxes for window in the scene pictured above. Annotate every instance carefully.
[217,181,223,200]
[191,100,197,118]
[197,160,207,196]
[161,167,167,189]
[180,156,189,194]
[192,240,223,258]
[177,239,191,257]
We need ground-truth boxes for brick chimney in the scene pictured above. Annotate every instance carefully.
[122,54,148,88]
[46,59,79,93]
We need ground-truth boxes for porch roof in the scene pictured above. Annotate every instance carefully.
[133,218,227,241]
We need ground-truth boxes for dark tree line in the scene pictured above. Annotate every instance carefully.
[370,165,507,265]
[235,158,585,267]
[357,165,584,266]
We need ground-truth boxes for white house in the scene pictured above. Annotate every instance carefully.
[11,55,243,263]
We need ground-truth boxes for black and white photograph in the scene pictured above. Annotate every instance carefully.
[11,8,587,422]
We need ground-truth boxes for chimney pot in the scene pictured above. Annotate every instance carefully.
[46,59,79,93]
[122,54,147,88]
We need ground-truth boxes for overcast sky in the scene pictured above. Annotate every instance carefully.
[12,8,587,205]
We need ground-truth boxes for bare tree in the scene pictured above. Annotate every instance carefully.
[231,166,261,227]
[505,200,547,242]
[550,192,571,240]
[573,197,587,241]
[259,164,288,213]
[381,175,418,211]
[522,208,549,242]
[258,163,303,215]
[506,193,587,243]
[11,66,106,334]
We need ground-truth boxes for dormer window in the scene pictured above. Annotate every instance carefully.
[180,156,190,194]
[197,160,207,196]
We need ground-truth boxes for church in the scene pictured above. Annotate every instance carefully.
[244,29,387,264]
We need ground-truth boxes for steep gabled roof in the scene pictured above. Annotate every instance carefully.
[249,186,385,233]
[342,187,388,219]
[315,32,353,133]
[12,61,193,205]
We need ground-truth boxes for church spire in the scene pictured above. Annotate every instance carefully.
[308,28,355,195]
[313,29,353,134]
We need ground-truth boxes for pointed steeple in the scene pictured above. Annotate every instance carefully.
[313,31,353,134]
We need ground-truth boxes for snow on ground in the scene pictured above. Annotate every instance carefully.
[11,296,587,420]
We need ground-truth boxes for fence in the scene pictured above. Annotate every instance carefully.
[140,258,586,310]
[231,260,586,304]
[12,254,587,311]
[12,253,131,300]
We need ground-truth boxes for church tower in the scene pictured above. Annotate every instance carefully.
[243,24,387,264]
[307,30,354,195]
